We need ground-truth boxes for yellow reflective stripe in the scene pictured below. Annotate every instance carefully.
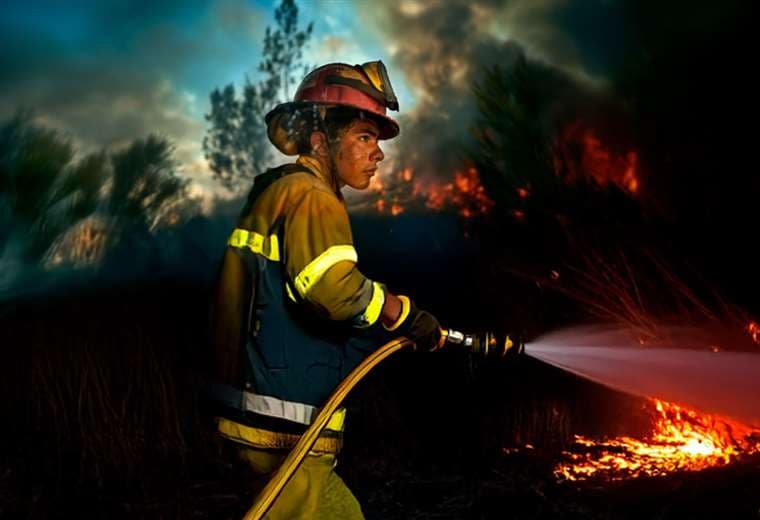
[294,245,357,297]
[354,282,385,328]
[269,234,279,260]
[384,295,411,331]
[227,228,280,261]
[216,417,342,454]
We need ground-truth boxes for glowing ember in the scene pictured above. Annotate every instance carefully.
[555,398,760,481]
[747,321,760,346]
[368,166,494,218]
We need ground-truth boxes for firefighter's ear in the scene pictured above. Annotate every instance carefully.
[309,131,329,158]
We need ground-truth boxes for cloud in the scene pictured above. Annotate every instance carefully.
[0,0,268,190]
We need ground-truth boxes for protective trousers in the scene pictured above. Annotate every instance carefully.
[239,446,364,519]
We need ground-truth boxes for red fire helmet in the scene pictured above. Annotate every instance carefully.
[266,61,400,155]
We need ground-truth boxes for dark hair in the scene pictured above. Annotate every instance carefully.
[295,105,364,154]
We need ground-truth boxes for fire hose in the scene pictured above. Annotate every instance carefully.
[243,329,523,520]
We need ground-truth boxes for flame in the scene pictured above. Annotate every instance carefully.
[557,121,641,195]
[555,398,760,481]
[369,166,494,218]
[747,321,760,346]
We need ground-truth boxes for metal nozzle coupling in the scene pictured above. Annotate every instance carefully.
[442,329,524,358]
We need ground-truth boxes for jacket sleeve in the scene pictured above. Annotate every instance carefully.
[283,187,385,327]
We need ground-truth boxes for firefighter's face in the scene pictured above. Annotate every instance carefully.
[332,119,385,190]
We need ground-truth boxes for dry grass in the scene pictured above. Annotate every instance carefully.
[521,244,758,349]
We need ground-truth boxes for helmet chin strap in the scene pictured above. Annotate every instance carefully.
[326,143,344,193]
[308,140,342,195]
[319,105,346,193]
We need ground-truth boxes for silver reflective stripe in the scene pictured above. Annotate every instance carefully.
[242,391,316,426]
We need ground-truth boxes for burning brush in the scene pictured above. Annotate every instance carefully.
[554,398,760,482]
[363,165,494,218]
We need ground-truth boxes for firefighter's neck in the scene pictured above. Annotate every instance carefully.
[296,153,342,195]
[303,132,343,194]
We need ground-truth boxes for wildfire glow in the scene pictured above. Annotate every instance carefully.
[555,398,760,481]
[558,121,641,195]
[44,217,109,269]
[369,166,494,218]
[747,321,760,346]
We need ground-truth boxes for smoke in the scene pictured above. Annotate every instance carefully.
[354,0,628,183]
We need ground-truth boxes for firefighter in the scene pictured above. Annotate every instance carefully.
[209,61,443,519]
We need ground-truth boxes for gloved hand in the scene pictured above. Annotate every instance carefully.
[385,296,444,352]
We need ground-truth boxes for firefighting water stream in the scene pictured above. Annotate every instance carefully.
[521,324,760,480]
[524,324,760,426]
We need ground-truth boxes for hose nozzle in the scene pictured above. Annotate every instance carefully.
[442,329,524,358]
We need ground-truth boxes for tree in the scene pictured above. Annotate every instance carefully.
[470,58,641,231]
[108,134,190,232]
[203,0,313,192]
[470,58,557,212]
[0,115,193,273]
[0,114,107,261]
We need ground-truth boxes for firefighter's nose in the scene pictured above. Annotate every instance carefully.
[370,144,384,163]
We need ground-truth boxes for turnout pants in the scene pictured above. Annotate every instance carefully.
[238,447,364,520]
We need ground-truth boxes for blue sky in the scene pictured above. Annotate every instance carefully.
[0,1,625,198]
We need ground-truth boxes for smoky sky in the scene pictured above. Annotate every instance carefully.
[350,0,631,183]
[8,0,746,202]
[1,0,636,196]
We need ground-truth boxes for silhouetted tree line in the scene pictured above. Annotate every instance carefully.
[0,114,198,289]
